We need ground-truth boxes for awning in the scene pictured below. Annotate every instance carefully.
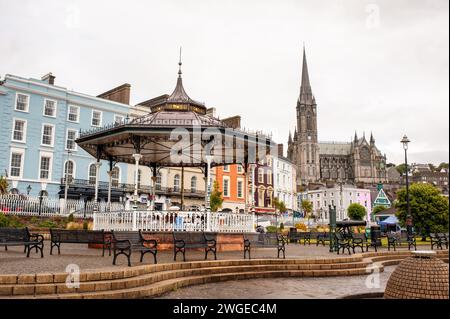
[379,215,399,225]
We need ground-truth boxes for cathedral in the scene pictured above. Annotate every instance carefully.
[287,48,388,187]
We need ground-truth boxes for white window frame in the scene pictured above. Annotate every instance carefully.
[223,176,230,197]
[11,118,27,143]
[38,152,53,181]
[237,178,244,198]
[223,165,230,172]
[91,109,103,127]
[114,114,125,125]
[43,98,57,118]
[9,148,25,179]
[111,166,121,187]
[67,105,80,123]
[63,159,76,181]
[65,129,78,151]
[237,165,243,173]
[267,170,272,184]
[41,123,55,147]
[88,163,97,185]
[15,92,30,112]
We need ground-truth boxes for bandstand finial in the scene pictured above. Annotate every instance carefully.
[178,46,182,77]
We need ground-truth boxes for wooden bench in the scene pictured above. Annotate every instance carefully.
[431,233,448,250]
[243,232,286,259]
[387,233,398,251]
[111,230,157,267]
[334,232,352,255]
[397,232,417,250]
[350,233,375,253]
[50,229,111,256]
[316,232,331,246]
[0,227,44,258]
[172,231,217,262]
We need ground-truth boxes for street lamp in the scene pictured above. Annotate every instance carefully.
[26,185,32,195]
[401,134,413,235]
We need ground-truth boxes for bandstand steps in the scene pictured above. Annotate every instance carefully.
[12,266,380,299]
[0,260,372,297]
[1,250,447,299]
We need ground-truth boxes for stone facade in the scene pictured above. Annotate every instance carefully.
[287,48,388,187]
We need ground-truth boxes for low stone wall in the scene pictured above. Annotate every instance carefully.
[88,231,248,251]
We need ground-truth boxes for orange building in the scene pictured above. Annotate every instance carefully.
[215,164,246,213]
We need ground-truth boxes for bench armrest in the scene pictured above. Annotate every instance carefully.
[29,233,44,243]
[205,238,216,247]
[142,238,157,248]
[174,239,185,248]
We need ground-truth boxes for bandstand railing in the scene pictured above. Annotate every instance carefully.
[93,210,255,233]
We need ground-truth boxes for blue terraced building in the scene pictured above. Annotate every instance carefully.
[0,72,136,200]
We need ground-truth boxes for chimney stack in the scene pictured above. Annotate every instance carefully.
[278,144,284,158]
[41,73,55,85]
[97,83,131,105]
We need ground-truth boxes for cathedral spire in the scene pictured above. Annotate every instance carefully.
[288,131,292,144]
[354,131,358,143]
[299,45,313,102]
[370,131,375,144]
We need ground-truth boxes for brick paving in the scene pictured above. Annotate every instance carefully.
[0,240,435,275]
[157,266,397,299]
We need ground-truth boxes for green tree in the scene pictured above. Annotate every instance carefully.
[347,203,366,221]
[0,176,8,195]
[209,180,223,212]
[395,163,409,176]
[301,200,313,221]
[428,163,436,172]
[273,197,287,213]
[372,205,387,215]
[437,162,449,172]
[395,183,449,239]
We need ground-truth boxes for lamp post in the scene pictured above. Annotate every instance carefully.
[26,185,32,196]
[38,191,44,216]
[64,150,72,214]
[401,134,412,235]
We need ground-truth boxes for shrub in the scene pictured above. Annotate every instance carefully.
[67,213,74,223]
[266,226,278,233]
[66,222,83,230]
[279,223,284,230]
[295,223,307,231]
[38,220,57,229]
[83,221,89,230]
[8,216,24,228]
[0,213,10,227]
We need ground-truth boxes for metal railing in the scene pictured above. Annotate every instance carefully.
[93,210,255,233]
[61,178,206,197]
[0,195,123,218]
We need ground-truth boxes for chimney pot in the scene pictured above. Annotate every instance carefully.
[41,73,55,85]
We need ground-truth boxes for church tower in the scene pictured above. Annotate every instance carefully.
[295,47,320,185]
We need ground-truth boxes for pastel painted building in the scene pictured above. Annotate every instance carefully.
[215,164,246,213]
[303,185,372,222]
[272,144,297,213]
[0,73,133,200]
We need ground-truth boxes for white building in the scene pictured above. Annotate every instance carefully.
[272,146,297,212]
[302,185,372,223]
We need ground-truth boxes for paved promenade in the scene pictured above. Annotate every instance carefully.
[0,240,436,275]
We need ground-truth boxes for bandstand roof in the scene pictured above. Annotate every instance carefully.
[75,61,275,168]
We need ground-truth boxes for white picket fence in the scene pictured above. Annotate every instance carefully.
[93,211,255,233]
[0,195,124,218]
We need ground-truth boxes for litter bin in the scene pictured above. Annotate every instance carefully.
[370,225,382,247]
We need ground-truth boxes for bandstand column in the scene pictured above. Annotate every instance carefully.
[94,161,102,203]
[205,155,213,211]
[107,170,113,211]
[132,153,142,210]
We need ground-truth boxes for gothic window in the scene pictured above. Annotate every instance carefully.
[306,112,312,131]
[360,147,371,166]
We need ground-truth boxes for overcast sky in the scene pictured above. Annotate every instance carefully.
[1,0,448,165]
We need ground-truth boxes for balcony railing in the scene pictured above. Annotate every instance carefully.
[61,178,206,197]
